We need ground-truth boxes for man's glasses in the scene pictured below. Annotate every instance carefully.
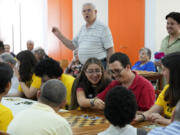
[82,9,93,13]
[86,69,102,75]
[108,68,124,75]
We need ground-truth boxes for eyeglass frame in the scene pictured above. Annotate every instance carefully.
[108,68,124,75]
[85,69,102,75]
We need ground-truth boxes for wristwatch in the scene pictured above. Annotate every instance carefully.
[90,98,95,106]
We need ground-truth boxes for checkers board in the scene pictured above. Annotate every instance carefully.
[63,113,109,127]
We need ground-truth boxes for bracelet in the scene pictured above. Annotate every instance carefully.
[89,98,95,106]
[139,113,146,122]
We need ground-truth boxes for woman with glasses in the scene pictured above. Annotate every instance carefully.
[135,52,180,125]
[70,58,111,110]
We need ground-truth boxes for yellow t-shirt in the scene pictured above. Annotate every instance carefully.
[0,103,13,132]
[60,74,75,106]
[18,74,41,92]
[155,84,175,118]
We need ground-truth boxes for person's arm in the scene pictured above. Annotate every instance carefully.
[135,104,163,122]
[6,91,23,97]
[148,112,171,125]
[52,27,76,50]
[76,89,104,110]
[19,82,38,99]
[106,47,114,63]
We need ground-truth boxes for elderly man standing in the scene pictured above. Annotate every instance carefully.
[7,79,72,135]
[52,3,114,68]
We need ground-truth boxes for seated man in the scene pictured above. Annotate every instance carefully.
[98,86,147,135]
[0,62,13,132]
[0,53,19,96]
[34,58,75,108]
[148,100,180,135]
[97,52,155,111]
[7,79,72,135]
[131,48,156,72]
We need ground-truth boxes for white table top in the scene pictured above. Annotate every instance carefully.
[2,97,68,116]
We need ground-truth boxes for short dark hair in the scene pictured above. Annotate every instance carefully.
[0,62,13,94]
[166,12,180,24]
[104,86,137,127]
[40,79,66,107]
[161,52,180,107]
[34,58,63,78]
[109,52,131,67]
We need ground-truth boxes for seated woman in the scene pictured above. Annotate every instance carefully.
[132,48,156,72]
[135,52,180,125]
[70,58,111,110]
[17,50,41,99]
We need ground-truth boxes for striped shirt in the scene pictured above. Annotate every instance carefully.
[72,19,113,64]
[148,121,180,135]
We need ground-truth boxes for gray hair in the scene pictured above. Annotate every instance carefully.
[82,2,96,10]
[33,47,47,59]
[174,100,180,121]
[139,48,151,59]
[0,52,16,65]
[40,79,67,107]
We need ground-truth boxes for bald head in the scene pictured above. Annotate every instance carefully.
[39,79,67,107]
[27,40,34,51]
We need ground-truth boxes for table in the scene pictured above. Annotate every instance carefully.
[135,70,163,90]
[1,97,68,116]
[59,109,164,135]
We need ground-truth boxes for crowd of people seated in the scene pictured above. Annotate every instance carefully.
[0,6,180,135]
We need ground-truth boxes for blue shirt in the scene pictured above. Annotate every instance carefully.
[148,121,180,135]
[131,61,156,72]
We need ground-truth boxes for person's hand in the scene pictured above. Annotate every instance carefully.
[52,27,61,37]
[134,114,144,122]
[94,98,105,110]
[147,113,170,125]
[0,131,10,135]
[154,61,162,67]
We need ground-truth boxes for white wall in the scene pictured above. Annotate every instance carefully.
[73,0,108,37]
[0,0,48,54]
[145,0,180,59]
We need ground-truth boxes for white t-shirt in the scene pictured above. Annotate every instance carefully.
[8,103,72,135]
[98,124,137,135]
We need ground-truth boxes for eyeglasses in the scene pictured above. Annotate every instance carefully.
[108,68,124,75]
[86,69,102,75]
[82,9,93,13]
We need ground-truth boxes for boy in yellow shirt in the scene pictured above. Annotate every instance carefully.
[34,58,75,109]
[0,62,13,132]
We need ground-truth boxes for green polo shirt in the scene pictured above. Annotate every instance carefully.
[160,35,180,55]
